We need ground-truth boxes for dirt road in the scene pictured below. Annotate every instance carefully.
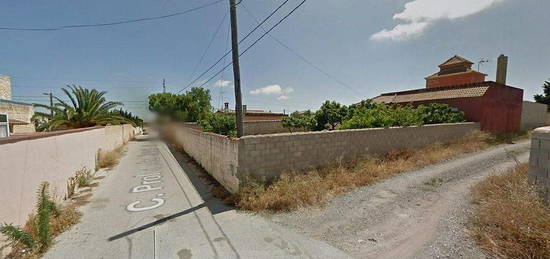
[265,140,531,258]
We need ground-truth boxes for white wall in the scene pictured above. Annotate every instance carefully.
[0,125,139,225]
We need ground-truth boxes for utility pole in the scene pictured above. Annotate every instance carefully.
[229,0,244,137]
[49,93,53,117]
[162,79,166,93]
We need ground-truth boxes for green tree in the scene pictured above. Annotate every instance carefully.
[32,85,129,131]
[534,79,550,111]
[110,109,144,126]
[148,87,212,122]
[314,101,348,130]
[282,111,316,132]
[199,112,236,137]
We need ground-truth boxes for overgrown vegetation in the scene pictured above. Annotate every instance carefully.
[199,112,237,137]
[109,109,144,126]
[148,87,212,122]
[66,167,94,199]
[32,85,141,131]
[97,147,125,169]
[0,182,81,258]
[281,111,316,132]
[281,100,465,132]
[228,131,523,212]
[470,163,550,258]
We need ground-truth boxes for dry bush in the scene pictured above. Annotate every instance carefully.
[470,163,550,258]
[97,146,125,169]
[233,131,521,212]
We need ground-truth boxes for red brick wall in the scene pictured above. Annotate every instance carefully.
[426,72,486,89]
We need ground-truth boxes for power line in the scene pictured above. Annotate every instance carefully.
[0,0,224,31]
[178,0,293,93]
[241,3,362,96]
[186,11,229,85]
[195,0,307,89]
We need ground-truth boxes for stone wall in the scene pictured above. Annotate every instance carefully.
[0,125,140,225]
[0,75,11,100]
[521,101,547,131]
[170,122,479,193]
[528,127,550,202]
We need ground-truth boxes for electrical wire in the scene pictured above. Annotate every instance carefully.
[0,0,224,31]
[186,11,229,85]
[241,3,362,95]
[178,0,293,93]
[195,0,307,89]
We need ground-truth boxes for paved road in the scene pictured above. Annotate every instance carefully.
[44,134,348,259]
[266,140,531,258]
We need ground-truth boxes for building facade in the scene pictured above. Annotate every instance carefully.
[373,55,524,133]
[0,75,36,134]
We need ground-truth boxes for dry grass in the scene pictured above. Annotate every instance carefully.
[232,131,527,212]
[470,163,550,258]
[97,146,125,169]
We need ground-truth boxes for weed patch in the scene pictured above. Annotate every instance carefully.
[470,163,550,258]
[232,131,526,212]
[97,146,125,169]
[0,182,81,258]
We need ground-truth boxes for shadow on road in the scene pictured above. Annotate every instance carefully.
[166,143,234,215]
[108,203,207,241]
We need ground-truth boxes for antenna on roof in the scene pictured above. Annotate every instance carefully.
[477,58,489,72]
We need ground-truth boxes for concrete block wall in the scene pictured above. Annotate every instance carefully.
[243,120,306,135]
[170,124,240,193]
[238,122,480,182]
[521,101,547,131]
[171,122,479,192]
[528,127,550,202]
[0,124,138,225]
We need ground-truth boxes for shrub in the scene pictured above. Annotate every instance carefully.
[314,101,348,130]
[340,103,464,130]
[199,112,237,137]
[282,111,316,132]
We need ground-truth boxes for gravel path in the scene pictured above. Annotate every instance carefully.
[264,140,531,259]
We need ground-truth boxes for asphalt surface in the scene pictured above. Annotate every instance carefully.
[44,134,348,259]
[265,140,531,258]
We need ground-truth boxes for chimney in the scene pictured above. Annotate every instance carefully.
[224,102,229,111]
[0,75,12,100]
[496,54,508,85]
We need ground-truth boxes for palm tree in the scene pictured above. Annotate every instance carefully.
[33,85,130,131]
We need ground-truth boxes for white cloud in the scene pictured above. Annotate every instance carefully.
[371,0,505,41]
[250,84,286,95]
[277,95,290,100]
[283,87,294,94]
[214,80,231,87]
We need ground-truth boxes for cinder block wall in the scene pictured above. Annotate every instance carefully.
[238,122,480,182]
[243,120,305,135]
[171,125,240,193]
[528,127,550,202]
[521,101,547,131]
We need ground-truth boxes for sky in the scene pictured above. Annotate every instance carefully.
[1,0,550,119]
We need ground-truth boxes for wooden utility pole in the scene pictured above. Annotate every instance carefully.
[229,0,244,137]
[49,93,53,117]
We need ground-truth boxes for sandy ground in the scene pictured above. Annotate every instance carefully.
[264,140,531,259]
